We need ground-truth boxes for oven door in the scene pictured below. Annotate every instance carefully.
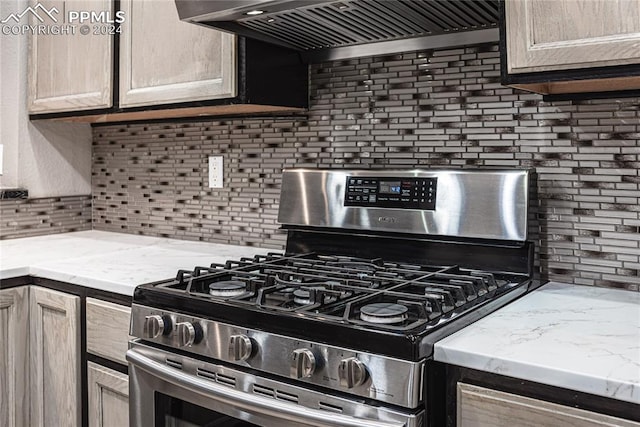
[127,341,422,427]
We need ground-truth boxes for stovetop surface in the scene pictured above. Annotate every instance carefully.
[134,252,531,359]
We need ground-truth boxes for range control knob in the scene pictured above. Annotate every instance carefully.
[338,357,368,388]
[228,334,253,361]
[175,322,201,347]
[291,349,316,379]
[143,315,170,339]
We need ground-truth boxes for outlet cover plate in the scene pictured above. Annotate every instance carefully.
[208,156,223,188]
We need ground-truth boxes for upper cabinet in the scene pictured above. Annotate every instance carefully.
[118,0,235,108]
[28,0,307,122]
[28,0,113,113]
[502,0,640,95]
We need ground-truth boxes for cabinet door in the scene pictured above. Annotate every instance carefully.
[505,0,640,74]
[28,0,113,113]
[0,287,29,427]
[87,362,129,427]
[457,383,640,427]
[29,286,81,427]
[119,0,236,108]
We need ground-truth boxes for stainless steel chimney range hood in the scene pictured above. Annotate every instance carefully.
[175,0,500,62]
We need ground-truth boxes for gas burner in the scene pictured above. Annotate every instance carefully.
[293,288,314,305]
[274,275,333,287]
[325,261,381,273]
[209,280,247,297]
[292,286,341,306]
[360,303,409,325]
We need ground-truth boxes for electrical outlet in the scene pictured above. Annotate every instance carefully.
[208,156,223,188]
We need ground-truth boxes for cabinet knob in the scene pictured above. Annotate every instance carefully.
[338,357,368,388]
[143,315,170,339]
[228,334,253,361]
[291,349,316,379]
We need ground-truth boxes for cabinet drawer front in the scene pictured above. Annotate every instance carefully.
[457,383,640,427]
[86,298,132,365]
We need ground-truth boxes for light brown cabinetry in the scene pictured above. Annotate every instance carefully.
[87,362,129,427]
[0,287,30,427]
[28,1,306,122]
[29,286,81,427]
[86,297,132,426]
[1,285,132,426]
[457,383,640,427]
[86,297,133,365]
[28,0,239,117]
[27,0,113,113]
[502,0,640,94]
[118,0,235,108]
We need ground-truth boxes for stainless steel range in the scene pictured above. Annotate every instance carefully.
[127,168,539,427]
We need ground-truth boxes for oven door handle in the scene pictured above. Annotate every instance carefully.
[126,349,406,427]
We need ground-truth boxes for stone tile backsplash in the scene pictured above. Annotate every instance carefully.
[92,43,639,291]
[0,196,92,240]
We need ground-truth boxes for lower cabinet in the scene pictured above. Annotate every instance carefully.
[1,285,131,427]
[88,363,129,427]
[29,286,81,427]
[0,286,30,427]
[86,297,132,427]
[457,383,640,427]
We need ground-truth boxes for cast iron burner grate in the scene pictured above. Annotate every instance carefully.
[149,252,526,331]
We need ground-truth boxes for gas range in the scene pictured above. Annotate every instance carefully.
[127,168,539,427]
[133,252,529,358]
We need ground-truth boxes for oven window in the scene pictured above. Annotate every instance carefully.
[155,393,259,427]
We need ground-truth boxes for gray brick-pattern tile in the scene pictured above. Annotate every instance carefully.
[92,43,640,291]
[0,196,92,239]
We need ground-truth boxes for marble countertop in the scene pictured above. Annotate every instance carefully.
[2,233,638,406]
[0,230,272,295]
[434,282,640,405]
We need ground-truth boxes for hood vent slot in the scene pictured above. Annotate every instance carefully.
[177,0,500,59]
[237,0,499,51]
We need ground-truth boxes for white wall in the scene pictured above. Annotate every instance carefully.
[0,0,20,189]
[0,0,92,198]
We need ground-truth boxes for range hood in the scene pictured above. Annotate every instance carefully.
[175,0,500,61]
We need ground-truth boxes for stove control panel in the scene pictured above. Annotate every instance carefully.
[344,176,437,210]
[131,304,424,409]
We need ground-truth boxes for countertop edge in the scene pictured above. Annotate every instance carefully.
[433,282,640,406]
[433,346,640,405]
[0,230,273,296]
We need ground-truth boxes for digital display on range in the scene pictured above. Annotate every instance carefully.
[344,176,437,210]
[379,181,401,194]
